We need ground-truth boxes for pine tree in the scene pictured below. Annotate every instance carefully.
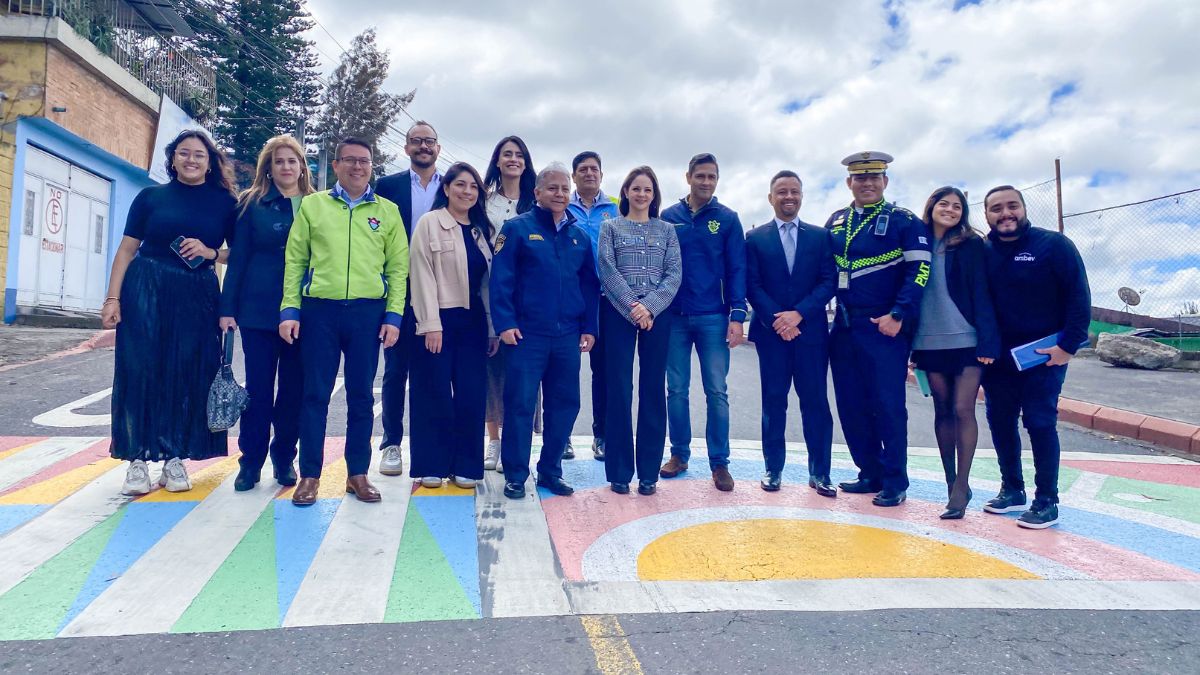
[312,28,412,178]
[181,0,321,186]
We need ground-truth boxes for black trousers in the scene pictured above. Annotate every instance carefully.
[379,314,417,448]
[408,307,488,480]
[601,301,672,485]
[238,327,302,475]
[983,363,1068,503]
[755,328,834,477]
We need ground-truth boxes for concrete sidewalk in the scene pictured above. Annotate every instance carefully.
[0,325,112,370]
[1056,355,1200,454]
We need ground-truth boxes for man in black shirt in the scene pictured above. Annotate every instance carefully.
[981,185,1090,529]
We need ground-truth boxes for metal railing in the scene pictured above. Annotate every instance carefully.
[4,0,215,119]
[970,176,1200,327]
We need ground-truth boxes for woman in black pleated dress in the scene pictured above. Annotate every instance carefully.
[101,130,239,496]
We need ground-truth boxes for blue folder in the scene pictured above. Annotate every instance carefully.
[1010,332,1090,371]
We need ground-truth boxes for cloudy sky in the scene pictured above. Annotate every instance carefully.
[305,0,1200,316]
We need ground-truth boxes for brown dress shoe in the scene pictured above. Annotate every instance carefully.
[712,466,735,492]
[346,474,381,502]
[292,477,319,506]
[660,456,688,478]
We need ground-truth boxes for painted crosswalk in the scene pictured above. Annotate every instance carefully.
[1,435,1199,641]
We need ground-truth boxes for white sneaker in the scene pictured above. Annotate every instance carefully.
[380,445,404,476]
[421,476,444,488]
[122,460,151,496]
[158,458,192,493]
[453,476,477,489]
[484,440,501,471]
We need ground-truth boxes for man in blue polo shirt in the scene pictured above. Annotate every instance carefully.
[659,153,748,492]
[567,151,620,462]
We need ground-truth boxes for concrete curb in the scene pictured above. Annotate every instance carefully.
[0,329,115,373]
[905,370,1200,454]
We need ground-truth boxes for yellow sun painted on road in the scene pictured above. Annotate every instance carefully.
[636,519,1040,581]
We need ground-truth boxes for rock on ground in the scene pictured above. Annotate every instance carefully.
[1096,332,1182,370]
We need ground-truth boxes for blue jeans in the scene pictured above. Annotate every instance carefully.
[666,312,730,469]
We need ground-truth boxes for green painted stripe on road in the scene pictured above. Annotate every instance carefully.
[172,504,279,634]
[1098,476,1200,524]
[0,509,124,641]
[384,506,476,623]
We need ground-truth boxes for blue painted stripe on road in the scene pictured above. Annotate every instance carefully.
[0,504,50,536]
[58,501,196,631]
[273,498,340,623]
[412,496,481,616]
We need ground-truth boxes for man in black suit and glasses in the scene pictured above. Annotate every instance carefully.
[373,121,442,477]
[745,171,837,494]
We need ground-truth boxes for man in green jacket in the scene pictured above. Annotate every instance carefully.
[280,136,409,506]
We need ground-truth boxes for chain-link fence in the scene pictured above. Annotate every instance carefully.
[970,181,1200,332]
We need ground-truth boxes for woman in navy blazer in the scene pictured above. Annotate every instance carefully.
[219,135,314,491]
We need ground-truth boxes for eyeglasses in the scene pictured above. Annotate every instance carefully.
[336,157,373,167]
[407,137,438,147]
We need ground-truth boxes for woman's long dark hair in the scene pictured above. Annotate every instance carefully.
[432,162,493,241]
[165,129,238,198]
[483,135,535,214]
[618,165,662,217]
[922,185,978,249]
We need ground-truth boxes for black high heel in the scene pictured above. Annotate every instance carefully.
[941,487,973,519]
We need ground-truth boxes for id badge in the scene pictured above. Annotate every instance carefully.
[838,270,850,290]
[874,214,890,236]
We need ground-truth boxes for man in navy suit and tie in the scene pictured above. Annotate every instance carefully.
[745,171,837,494]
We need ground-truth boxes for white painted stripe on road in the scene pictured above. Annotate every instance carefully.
[32,389,113,428]
[0,464,129,597]
[1064,471,1108,500]
[282,451,411,628]
[564,579,1200,613]
[581,506,1082,582]
[59,469,277,637]
[476,471,571,618]
[0,437,101,492]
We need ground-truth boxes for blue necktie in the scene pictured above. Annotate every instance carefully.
[782,222,796,272]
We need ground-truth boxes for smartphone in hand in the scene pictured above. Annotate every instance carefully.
[170,236,206,269]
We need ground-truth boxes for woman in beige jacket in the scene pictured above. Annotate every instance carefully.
[408,162,497,489]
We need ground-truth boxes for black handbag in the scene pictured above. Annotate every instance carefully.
[207,330,248,431]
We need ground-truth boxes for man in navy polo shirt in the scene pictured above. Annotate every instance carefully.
[659,153,748,492]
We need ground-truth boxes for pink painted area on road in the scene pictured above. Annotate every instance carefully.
[1062,460,1200,488]
[0,437,45,454]
[540,479,1200,583]
[0,439,110,497]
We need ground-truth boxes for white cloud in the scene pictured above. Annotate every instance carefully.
[305,0,1200,314]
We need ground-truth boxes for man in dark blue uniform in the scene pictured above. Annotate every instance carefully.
[746,171,837,495]
[981,185,1090,529]
[825,151,931,506]
[489,162,600,500]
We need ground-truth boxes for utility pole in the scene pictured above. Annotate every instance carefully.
[317,142,328,191]
[295,119,306,147]
[1055,158,1065,233]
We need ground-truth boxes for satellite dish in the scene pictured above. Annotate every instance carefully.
[1118,287,1142,306]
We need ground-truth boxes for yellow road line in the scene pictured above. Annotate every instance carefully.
[580,614,644,675]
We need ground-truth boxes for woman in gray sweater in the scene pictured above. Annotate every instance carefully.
[912,186,1000,519]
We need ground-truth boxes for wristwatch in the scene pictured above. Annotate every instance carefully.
[889,309,904,322]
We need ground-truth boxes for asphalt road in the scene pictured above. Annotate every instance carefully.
[0,341,1164,457]
[2,343,1197,673]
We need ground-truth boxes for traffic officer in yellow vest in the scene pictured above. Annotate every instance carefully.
[825,151,931,506]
